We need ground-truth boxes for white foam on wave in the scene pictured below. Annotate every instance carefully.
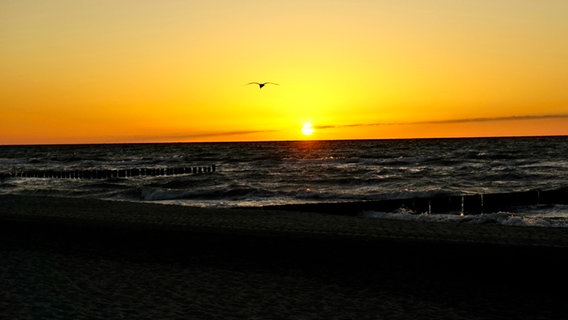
[361,205,568,228]
[141,188,190,201]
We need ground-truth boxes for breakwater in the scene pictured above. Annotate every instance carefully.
[0,165,216,180]
[262,187,568,215]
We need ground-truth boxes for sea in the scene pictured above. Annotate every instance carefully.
[1,136,568,227]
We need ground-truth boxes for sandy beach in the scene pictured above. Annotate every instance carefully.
[1,195,567,319]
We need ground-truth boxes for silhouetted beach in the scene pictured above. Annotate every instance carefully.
[1,195,567,319]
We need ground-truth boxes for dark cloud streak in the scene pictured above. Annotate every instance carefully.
[172,129,279,139]
[314,113,568,130]
[119,129,279,143]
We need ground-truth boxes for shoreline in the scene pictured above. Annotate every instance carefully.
[2,195,567,319]
[2,194,568,247]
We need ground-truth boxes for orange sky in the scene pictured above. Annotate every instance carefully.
[1,0,567,144]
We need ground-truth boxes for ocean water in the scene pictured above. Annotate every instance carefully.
[1,136,568,227]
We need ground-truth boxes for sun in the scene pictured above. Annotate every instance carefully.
[301,122,315,136]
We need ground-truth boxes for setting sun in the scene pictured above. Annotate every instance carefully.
[301,123,315,136]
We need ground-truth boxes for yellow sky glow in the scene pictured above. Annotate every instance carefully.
[1,0,567,144]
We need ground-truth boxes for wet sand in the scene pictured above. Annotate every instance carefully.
[1,195,567,319]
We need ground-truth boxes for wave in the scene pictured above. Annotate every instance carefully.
[139,184,278,201]
[361,208,568,228]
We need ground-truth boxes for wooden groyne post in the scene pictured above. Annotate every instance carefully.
[261,187,568,216]
[1,164,217,180]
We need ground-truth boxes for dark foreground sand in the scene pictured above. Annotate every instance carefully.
[1,195,567,319]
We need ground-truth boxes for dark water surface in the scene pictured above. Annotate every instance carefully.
[2,136,568,226]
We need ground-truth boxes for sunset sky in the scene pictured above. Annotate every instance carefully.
[1,0,567,144]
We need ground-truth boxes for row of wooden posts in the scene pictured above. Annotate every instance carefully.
[263,187,568,215]
[1,165,216,180]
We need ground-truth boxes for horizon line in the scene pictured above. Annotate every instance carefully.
[2,134,568,147]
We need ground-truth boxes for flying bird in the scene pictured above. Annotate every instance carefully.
[248,82,279,89]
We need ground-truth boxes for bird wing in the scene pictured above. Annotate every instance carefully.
[247,82,260,85]
[265,82,279,85]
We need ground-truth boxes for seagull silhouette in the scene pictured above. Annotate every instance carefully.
[248,82,279,89]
